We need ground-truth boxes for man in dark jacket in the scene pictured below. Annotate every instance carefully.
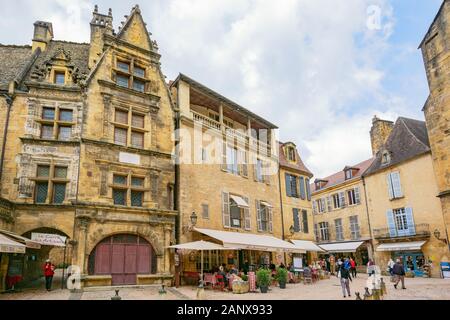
[392,259,406,289]
[338,262,352,298]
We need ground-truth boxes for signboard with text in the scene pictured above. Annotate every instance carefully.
[31,233,67,247]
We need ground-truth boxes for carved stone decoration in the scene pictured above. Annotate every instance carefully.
[101,94,112,141]
[99,166,109,196]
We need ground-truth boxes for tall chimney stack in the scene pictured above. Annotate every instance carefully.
[370,116,394,156]
[89,5,113,69]
[32,21,53,53]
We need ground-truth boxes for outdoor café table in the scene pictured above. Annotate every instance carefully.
[203,273,217,288]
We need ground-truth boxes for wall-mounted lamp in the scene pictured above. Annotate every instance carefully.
[182,212,198,234]
[433,229,448,244]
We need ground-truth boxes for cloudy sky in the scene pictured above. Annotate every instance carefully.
[0,0,443,178]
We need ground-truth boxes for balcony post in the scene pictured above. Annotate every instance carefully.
[219,103,224,132]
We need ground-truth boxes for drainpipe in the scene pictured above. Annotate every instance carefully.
[362,176,376,263]
[0,93,13,190]
[278,166,287,264]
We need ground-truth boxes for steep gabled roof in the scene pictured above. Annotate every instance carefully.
[0,45,35,91]
[311,157,374,193]
[116,5,154,52]
[279,142,313,177]
[363,117,431,176]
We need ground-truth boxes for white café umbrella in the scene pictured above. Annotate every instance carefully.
[168,240,237,288]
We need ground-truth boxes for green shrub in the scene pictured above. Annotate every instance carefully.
[256,268,272,287]
[275,267,288,283]
[241,274,248,281]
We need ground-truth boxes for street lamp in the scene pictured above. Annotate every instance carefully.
[183,212,198,234]
[433,229,448,244]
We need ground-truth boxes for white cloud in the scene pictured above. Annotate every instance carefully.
[0,0,427,178]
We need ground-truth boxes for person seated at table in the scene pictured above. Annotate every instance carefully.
[218,266,228,286]
[269,263,276,271]
[279,263,286,269]
[229,264,238,275]
[242,260,250,274]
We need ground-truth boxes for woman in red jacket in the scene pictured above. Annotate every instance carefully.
[43,259,55,291]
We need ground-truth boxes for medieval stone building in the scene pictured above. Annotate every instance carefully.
[0,5,176,289]
[420,0,450,247]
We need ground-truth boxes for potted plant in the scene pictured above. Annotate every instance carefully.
[256,268,271,293]
[276,267,288,289]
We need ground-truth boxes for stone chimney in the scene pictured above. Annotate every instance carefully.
[370,116,394,156]
[89,5,113,69]
[32,21,53,52]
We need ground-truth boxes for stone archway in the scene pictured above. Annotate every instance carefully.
[87,234,157,285]
[17,227,71,286]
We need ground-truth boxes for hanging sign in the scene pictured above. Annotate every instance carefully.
[31,233,67,247]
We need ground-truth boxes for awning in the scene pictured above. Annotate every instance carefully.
[194,228,303,252]
[291,240,326,252]
[168,240,237,251]
[0,230,41,249]
[0,233,26,254]
[319,241,364,253]
[229,195,249,208]
[376,241,426,252]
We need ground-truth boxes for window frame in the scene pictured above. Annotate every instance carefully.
[33,164,69,204]
[39,106,75,141]
[113,108,147,148]
[114,58,148,93]
[111,173,148,207]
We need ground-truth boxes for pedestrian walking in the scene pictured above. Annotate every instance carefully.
[337,261,352,298]
[392,259,406,290]
[350,257,357,278]
[43,259,56,292]
[367,259,375,276]
[387,258,395,276]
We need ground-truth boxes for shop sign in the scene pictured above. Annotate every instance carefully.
[31,233,67,247]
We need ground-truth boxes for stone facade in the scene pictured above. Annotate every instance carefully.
[171,75,287,273]
[370,116,394,156]
[420,0,450,245]
[0,5,176,289]
[311,158,375,268]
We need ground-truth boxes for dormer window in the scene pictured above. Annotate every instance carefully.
[54,71,66,85]
[287,146,296,162]
[382,150,391,165]
[345,169,353,180]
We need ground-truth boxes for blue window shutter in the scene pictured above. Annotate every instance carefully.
[386,210,396,237]
[392,172,403,198]
[386,174,394,199]
[285,173,291,197]
[302,210,309,233]
[299,177,306,200]
[306,178,311,200]
[405,207,415,235]
[293,208,300,232]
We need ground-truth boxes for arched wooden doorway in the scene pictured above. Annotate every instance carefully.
[88,234,156,285]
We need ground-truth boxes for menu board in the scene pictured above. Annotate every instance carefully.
[293,257,303,271]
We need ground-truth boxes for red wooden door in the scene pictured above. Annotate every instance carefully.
[92,235,154,286]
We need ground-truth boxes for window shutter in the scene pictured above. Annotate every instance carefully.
[242,151,248,177]
[339,192,346,208]
[268,206,273,233]
[321,198,327,213]
[405,207,415,235]
[256,200,262,232]
[354,187,361,204]
[302,210,309,233]
[299,177,306,200]
[306,179,311,201]
[387,173,394,199]
[243,196,251,231]
[264,162,271,185]
[327,196,332,211]
[293,208,300,232]
[386,210,396,237]
[221,143,227,172]
[253,155,258,182]
[312,201,317,214]
[392,172,403,198]
[222,192,230,228]
[314,223,319,241]
[285,173,291,197]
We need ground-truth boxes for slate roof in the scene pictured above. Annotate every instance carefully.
[311,157,375,193]
[363,117,431,176]
[0,45,34,91]
[279,142,313,177]
[24,40,90,87]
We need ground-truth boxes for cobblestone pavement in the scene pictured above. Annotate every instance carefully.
[1,275,449,300]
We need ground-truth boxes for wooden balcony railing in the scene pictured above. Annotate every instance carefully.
[373,223,430,239]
